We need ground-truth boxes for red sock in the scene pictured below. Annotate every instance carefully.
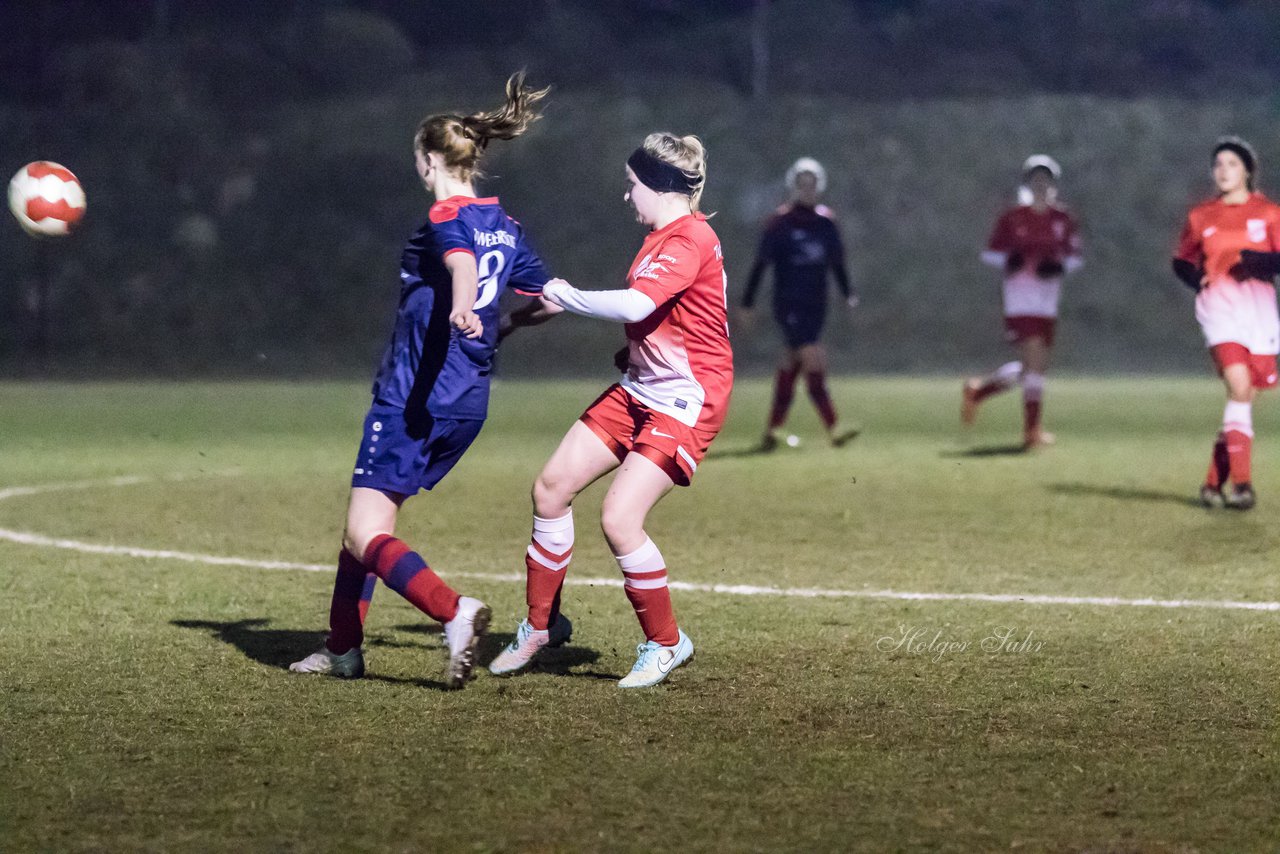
[617,538,679,647]
[805,370,838,429]
[625,586,679,647]
[326,548,373,655]
[973,380,1009,403]
[768,367,799,430]
[1205,432,1229,488]
[1225,429,1253,485]
[1024,399,1042,432]
[365,534,459,624]
[524,512,574,631]
[526,542,571,631]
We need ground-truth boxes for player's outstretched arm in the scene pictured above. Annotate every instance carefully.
[541,278,657,323]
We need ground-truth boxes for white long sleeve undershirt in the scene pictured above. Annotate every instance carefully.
[541,281,658,323]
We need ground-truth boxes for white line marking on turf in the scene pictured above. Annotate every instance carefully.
[0,473,1276,613]
[0,526,1276,613]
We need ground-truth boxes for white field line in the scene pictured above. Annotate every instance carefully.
[0,474,1276,613]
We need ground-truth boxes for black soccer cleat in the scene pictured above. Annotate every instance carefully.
[1199,484,1225,509]
[1224,483,1256,511]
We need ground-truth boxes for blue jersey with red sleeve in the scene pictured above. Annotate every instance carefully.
[370,196,549,419]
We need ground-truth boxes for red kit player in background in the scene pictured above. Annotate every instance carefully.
[742,157,859,450]
[962,155,1083,448]
[488,132,732,688]
[1172,137,1280,510]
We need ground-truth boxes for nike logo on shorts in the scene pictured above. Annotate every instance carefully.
[651,428,675,440]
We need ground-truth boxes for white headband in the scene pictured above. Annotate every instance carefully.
[786,157,827,193]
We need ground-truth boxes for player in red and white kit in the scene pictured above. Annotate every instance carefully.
[1172,137,1280,510]
[962,155,1083,448]
[488,132,732,688]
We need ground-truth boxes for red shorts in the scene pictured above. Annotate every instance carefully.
[580,384,717,487]
[1004,316,1056,347]
[1210,342,1278,389]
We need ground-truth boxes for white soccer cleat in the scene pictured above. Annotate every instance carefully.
[289,646,365,678]
[443,596,491,689]
[488,614,573,676]
[617,629,694,689]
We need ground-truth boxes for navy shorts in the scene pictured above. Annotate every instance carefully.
[775,303,827,348]
[350,406,484,496]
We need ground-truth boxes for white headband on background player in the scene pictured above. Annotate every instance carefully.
[786,157,827,193]
[1017,154,1060,205]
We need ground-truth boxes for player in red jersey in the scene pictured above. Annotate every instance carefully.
[742,158,859,450]
[962,155,1083,448]
[1172,137,1280,510]
[488,132,732,688]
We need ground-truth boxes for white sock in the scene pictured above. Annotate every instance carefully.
[1022,372,1045,402]
[1223,400,1253,437]
[529,510,574,569]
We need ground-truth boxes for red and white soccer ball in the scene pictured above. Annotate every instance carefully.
[8,161,86,237]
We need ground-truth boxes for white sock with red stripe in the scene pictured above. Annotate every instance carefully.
[525,511,574,631]
[617,537,679,647]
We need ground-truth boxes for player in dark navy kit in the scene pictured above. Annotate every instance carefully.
[742,158,858,450]
[291,72,559,688]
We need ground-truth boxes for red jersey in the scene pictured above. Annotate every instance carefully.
[982,203,1082,319]
[1174,193,1280,286]
[620,213,733,430]
[984,204,1081,270]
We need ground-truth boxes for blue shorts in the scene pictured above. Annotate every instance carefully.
[350,406,484,496]
[775,303,827,348]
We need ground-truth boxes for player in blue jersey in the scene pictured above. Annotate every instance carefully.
[741,158,859,450]
[290,72,559,689]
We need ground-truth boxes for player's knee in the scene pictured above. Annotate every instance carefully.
[600,503,646,553]
[532,471,571,515]
[342,525,386,563]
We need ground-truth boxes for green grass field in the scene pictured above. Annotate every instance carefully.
[2,377,1277,852]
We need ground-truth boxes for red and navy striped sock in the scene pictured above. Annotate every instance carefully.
[326,548,374,655]
[365,534,460,624]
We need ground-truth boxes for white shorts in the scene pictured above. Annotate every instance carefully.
[1002,273,1061,319]
[1195,279,1280,354]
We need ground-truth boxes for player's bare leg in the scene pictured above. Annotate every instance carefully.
[300,486,490,688]
[291,487,405,678]
[1019,336,1053,448]
[963,360,1022,426]
[491,421,619,675]
[600,454,693,687]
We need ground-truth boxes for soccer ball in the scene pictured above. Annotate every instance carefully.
[8,161,86,236]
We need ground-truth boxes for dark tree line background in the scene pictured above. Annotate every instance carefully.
[4,0,1280,377]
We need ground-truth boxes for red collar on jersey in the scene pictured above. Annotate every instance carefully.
[429,195,499,224]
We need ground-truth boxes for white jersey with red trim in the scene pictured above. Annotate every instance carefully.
[620,213,733,430]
